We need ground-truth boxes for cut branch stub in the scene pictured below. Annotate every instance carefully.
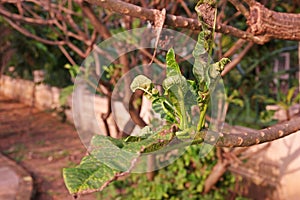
[247,2,300,42]
[195,2,215,28]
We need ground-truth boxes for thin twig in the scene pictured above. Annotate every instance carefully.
[221,41,254,76]
[228,0,249,18]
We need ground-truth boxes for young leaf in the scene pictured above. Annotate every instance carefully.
[130,75,152,93]
[286,86,296,105]
[192,32,209,84]
[152,96,177,123]
[163,74,188,96]
[164,77,190,128]
[166,48,181,77]
[208,58,230,79]
[207,58,230,90]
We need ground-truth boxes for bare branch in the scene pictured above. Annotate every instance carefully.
[79,1,111,39]
[5,18,66,46]
[223,39,246,58]
[247,2,300,42]
[178,0,193,18]
[221,41,254,76]
[0,4,56,25]
[216,24,267,44]
[228,0,249,18]
[86,0,202,30]
[214,116,300,147]
[58,45,77,66]
[242,0,256,6]
[86,0,300,44]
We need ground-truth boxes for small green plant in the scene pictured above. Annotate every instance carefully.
[254,86,300,121]
[63,25,230,200]
[130,47,229,135]
[63,1,231,197]
[274,86,300,119]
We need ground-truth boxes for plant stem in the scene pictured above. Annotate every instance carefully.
[197,102,208,131]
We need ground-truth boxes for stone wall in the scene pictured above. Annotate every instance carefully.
[0,75,127,139]
[0,76,35,106]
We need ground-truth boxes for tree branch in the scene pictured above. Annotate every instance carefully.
[79,1,112,39]
[0,4,56,25]
[4,18,66,46]
[228,0,249,18]
[86,0,300,44]
[58,45,77,66]
[86,0,201,29]
[223,39,246,58]
[214,116,300,147]
[246,1,300,42]
[221,41,254,76]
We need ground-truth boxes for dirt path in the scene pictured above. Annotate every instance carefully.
[0,95,97,200]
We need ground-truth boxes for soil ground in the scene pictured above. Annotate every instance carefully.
[0,95,97,200]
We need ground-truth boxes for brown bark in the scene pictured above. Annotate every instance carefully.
[213,116,300,147]
[247,2,300,43]
[204,158,230,193]
[86,0,300,44]
[221,42,254,76]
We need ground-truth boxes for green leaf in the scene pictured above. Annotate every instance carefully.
[125,126,153,141]
[286,86,296,105]
[64,64,80,79]
[166,48,181,77]
[253,95,276,104]
[90,135,136,171]
[152,96,177,123]
[63,129,193,195]
[59,85,73,106]
[193,30,211,55]
[163,74,188,96]
[229,99,244,107]
[292,92,300,104]
[209,58,230,79]
[63,155,118,195]
[260,110,275,123]
[130,75,152,93]
[277,101,289,110]
[192,32,209,84]
[163,75,190,129]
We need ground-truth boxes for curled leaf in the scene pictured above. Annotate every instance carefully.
[209,58,230,79]
[163,74,188,96]
[130,75,152,92]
